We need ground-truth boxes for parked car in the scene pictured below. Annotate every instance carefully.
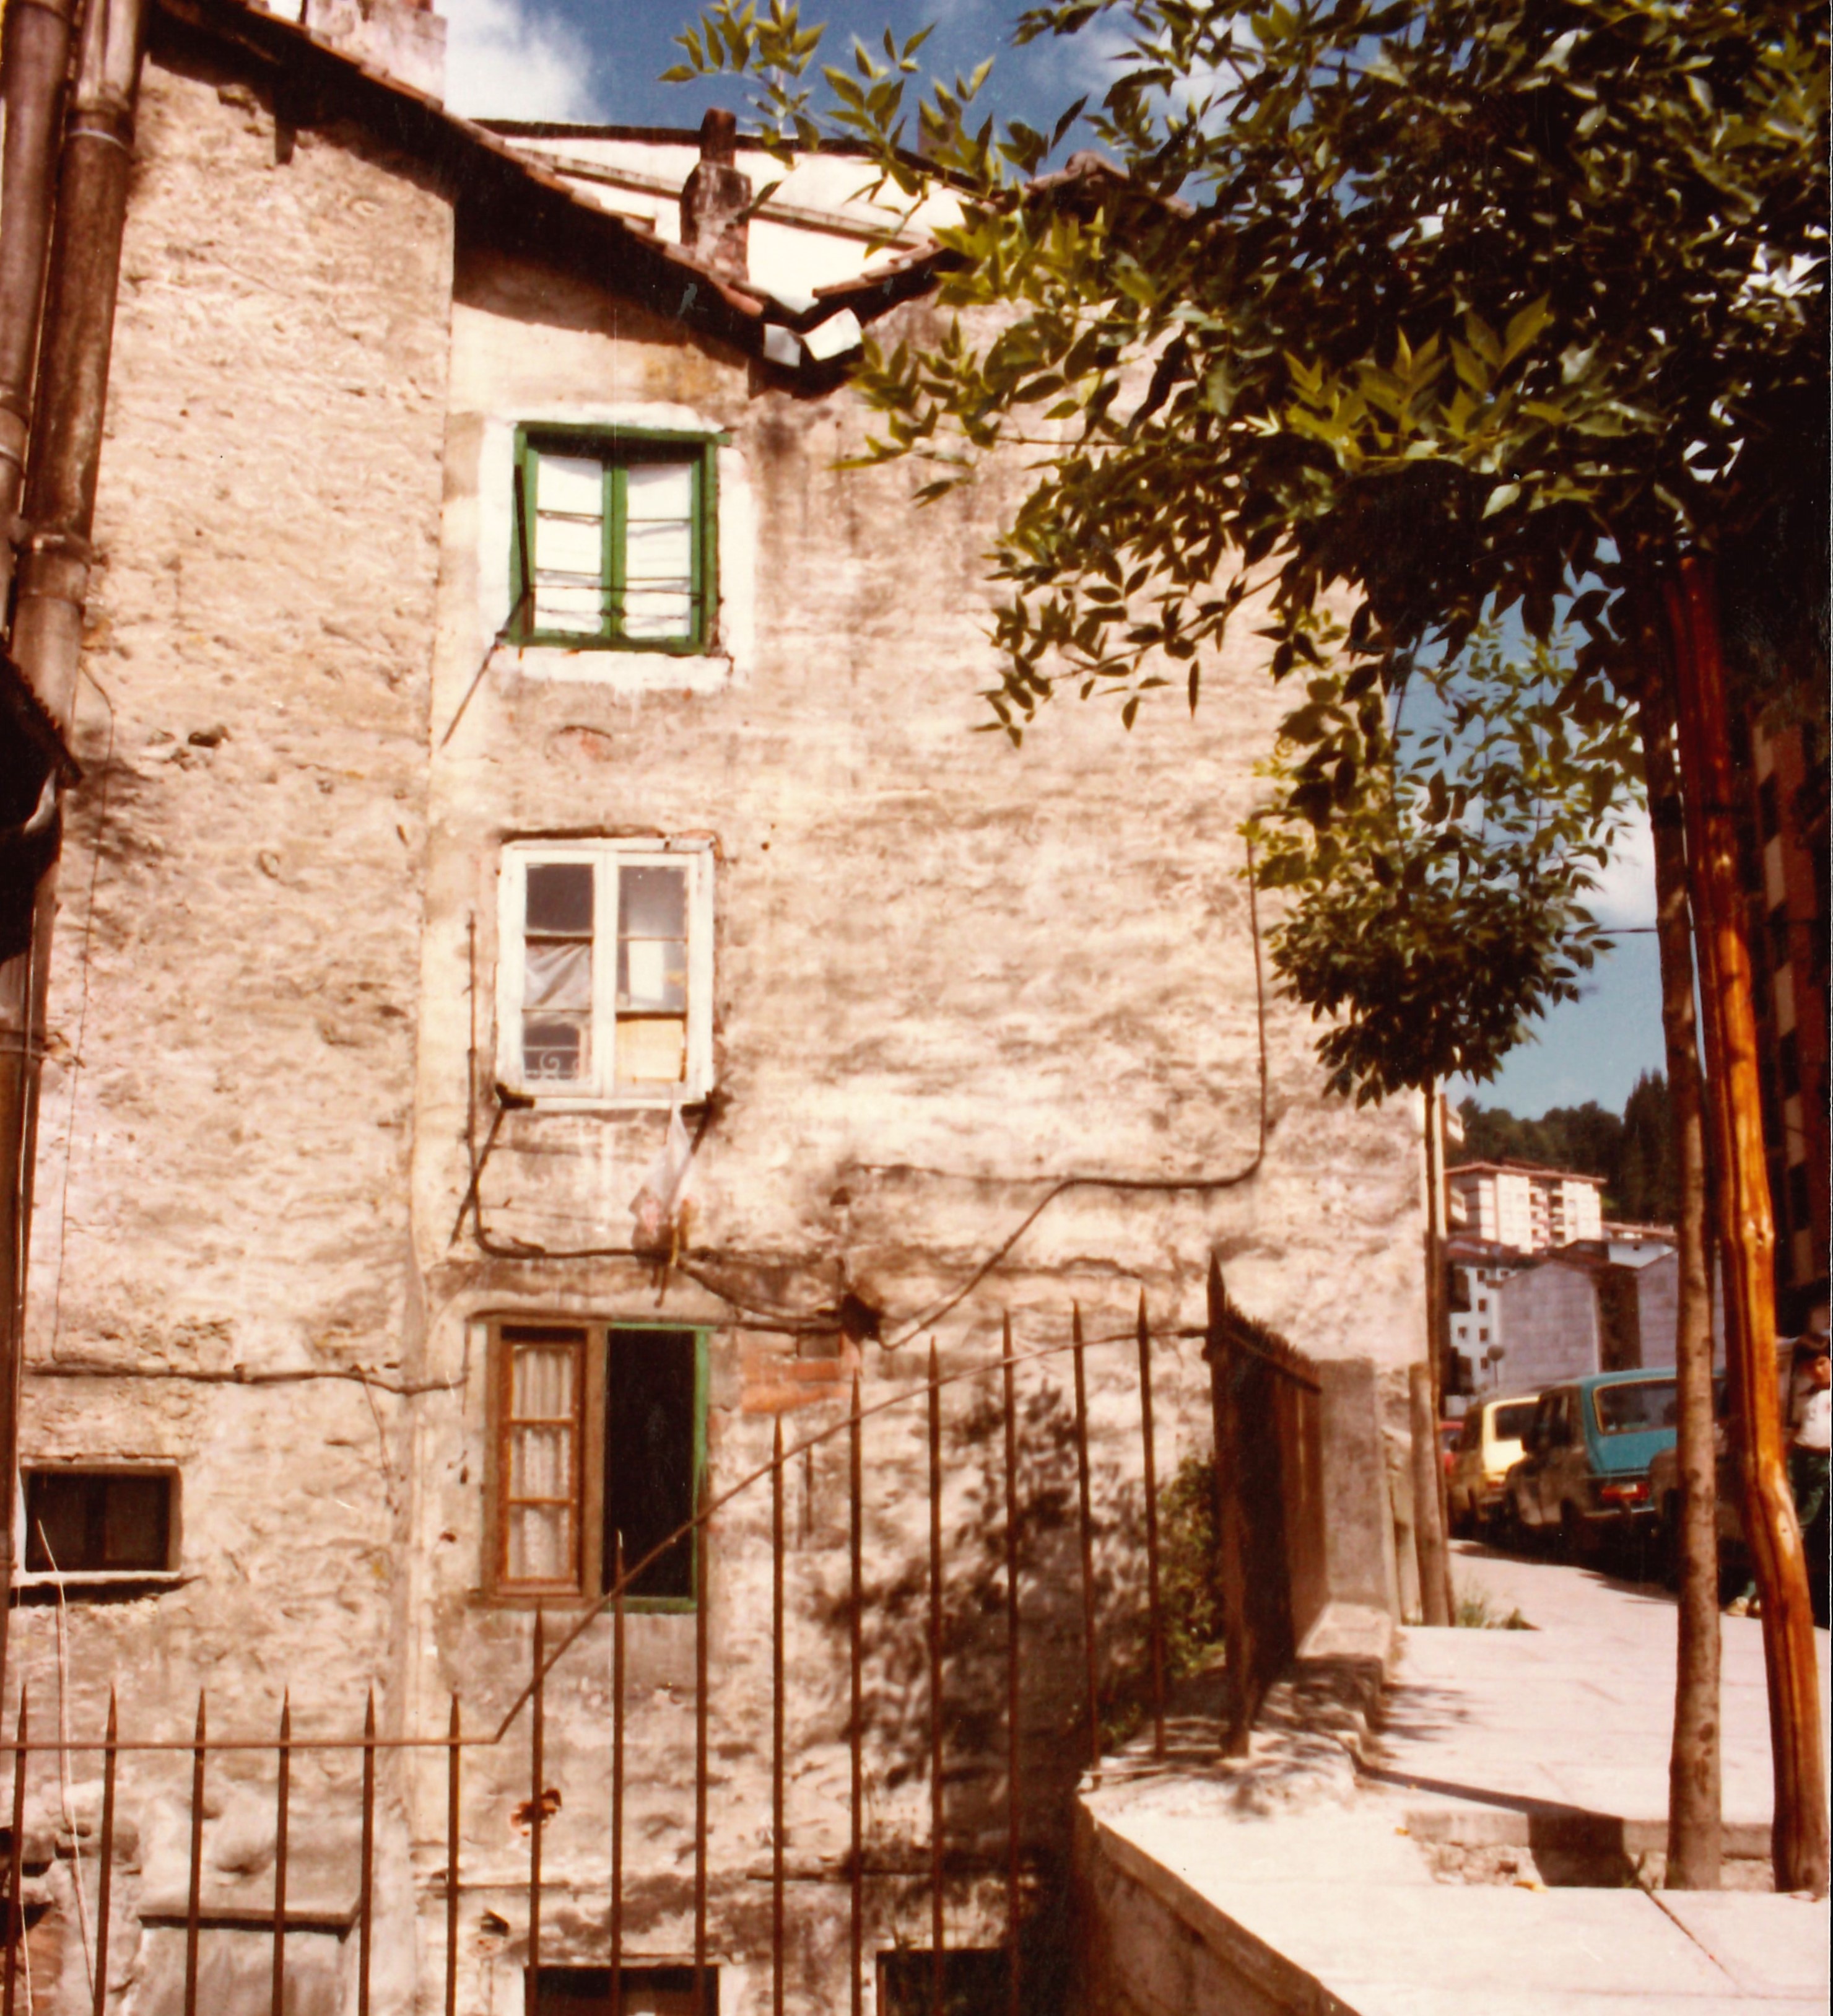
[1650,1365,1794,1594]
[1448,1392,1541,1538]
[1504,1370,1679,1562]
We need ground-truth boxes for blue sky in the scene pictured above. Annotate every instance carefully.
[440,0,1125,128]
[440,0,1668,1124]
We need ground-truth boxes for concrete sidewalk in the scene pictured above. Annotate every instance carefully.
[1387,1540,1833,1850]
[1077,1542,1832,2014]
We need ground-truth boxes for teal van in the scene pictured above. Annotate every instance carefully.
[1504,1369,1678,1561]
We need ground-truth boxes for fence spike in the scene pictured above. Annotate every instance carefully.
[693,1473,710,2016]
[1072,1305,1102,1781]
[772,1415,786,2016]
[928,1340,945,2016]
[183,1692,206,2016]
[848,1372,864,2016]
[612,1524,625,2016]
[5,1689,27,2016]
[358,1689,377,2016]
[1001,1312,1023,2016]
[610,1534,625,2016]
[1138,1291,1167,1761]
[529,1607,546,2003]
[445,1695,461,2016]
[271,1693,290,2016]
[94,1690,117,2016]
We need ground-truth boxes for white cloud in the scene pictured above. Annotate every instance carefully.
[442,0,600,122]
[1590,804,1655,928]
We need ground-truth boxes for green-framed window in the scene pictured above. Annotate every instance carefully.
[494,1319,709,1609]
[511,427,718,652]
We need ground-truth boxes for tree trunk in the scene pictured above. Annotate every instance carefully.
[1411,1085,1453,1625]
[1636,674,1721,1890]
[1665,558,1829,1898]
[1409,1361,1452,1626]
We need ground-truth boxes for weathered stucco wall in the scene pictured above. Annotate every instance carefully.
[398,234,1427,2010]
[12,43,453,2012]
[4,59,1426,2012]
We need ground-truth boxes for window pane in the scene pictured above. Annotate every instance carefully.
[526,863,594,935]
[618,939,685,1011]
[618,866,688,1014]
[524,1017,590,1082]
[537,513,605,578]
[104,1475,173,1569]
[620,464,694,640]
[620,866,686,938]
[507,1504,575,1584]
[535,452,605,517]
[506,1338,581,1587]
[617,1016,686,1084]
[620,591,694,640]
[512,1343,578,1420]
[525,941,593,1012]
[533,452,608,635]
[534,583,606,635]
[625,459,694,521]
[624,518,692,585]
[509,1425,574,1498]
[604,1329,697,1600]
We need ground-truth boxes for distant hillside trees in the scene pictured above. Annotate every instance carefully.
[1458,1071,1676,1225]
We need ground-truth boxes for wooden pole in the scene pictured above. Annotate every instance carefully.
[1666,557,1829,1897]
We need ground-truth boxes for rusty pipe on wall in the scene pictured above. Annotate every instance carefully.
[0,0,83,616]
[14,0,148,720]
[0,0,147,1709]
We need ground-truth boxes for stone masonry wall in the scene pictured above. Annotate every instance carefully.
[12,42,452,2015]
[398,238,1427,2012]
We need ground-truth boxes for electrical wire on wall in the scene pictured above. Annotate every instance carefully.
[47,665,115,1359]
[453,836,1274,1346]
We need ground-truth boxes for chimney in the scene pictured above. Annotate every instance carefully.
[303,0,446,102]
[680,108,751,281]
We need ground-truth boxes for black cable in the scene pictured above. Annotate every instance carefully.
[451,834,1274,1342]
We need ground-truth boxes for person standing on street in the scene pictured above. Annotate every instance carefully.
[1789,1340,1830,1630]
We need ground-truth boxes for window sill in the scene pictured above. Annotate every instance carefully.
[494,644,733,694]
[476,1589,697,1615]
[499,1088,713,1114]
[15,1569,186,1602]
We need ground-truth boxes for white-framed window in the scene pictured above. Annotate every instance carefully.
[19,1464,181,1584]
[497,838,714,1107]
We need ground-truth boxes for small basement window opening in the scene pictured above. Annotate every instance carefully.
[878,1949,1009,2016]
[24,1468,176,1574]
[533,1966,718,2014]
[494,1321,707,1606]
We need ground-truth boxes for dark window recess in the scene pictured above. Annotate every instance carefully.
[25,1471,173,1573]
[1759,773,1781,843]
[1780,1028,1802,1098]
[605,1328,698,1600]
[879,1950,1009,2016]
[1788,1160,1812,1232]
[533,1967,715,2014]
[1768,909,1792,974]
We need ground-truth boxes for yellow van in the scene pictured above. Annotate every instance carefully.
[1448,1392,1541,1539]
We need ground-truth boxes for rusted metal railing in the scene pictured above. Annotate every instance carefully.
[1,1289,1293,2010]
[1204,1254,1326,1753]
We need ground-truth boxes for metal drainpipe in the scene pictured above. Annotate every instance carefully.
[0,0,85,617]
[0,0,147,1706]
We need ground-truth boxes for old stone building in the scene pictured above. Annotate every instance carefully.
[1,1,1427,2008]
